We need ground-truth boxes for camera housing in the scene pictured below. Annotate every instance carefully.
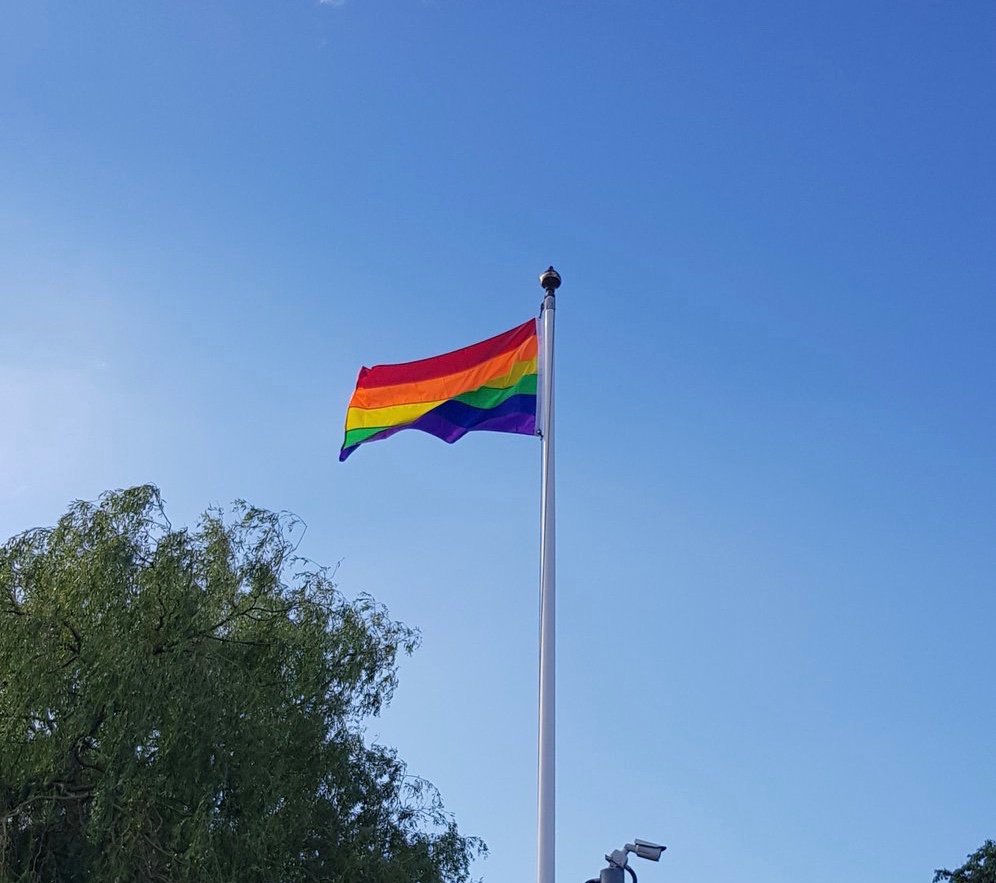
[632,840,666,862]
[606,838,668,870]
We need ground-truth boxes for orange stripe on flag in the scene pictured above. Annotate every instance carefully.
[347,337,537,410]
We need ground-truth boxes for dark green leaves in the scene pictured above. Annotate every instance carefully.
[935,842,996,883]
[0,486,483,883]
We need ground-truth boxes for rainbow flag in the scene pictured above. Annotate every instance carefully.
[340,319,539,461]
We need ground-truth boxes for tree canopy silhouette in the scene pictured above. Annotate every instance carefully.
[935,841,996,883]
[0,485,483,882]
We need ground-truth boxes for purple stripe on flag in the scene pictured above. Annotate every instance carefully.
[339,394,537,461]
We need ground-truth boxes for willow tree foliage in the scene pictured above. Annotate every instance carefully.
[0,486,483,883]
[935,842,996,883]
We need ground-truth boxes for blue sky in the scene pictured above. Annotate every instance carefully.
[2,2,995,881]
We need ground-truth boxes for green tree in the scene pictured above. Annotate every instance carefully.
[0,486,484,883]
[935,842,996,883]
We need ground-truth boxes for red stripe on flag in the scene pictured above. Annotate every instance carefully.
[355,319,536,389]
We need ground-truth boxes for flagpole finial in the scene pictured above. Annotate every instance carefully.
[539,266,561,293]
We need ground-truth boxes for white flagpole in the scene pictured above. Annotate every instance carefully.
[537,266,560,883]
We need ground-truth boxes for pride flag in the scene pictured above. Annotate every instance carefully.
[340,318,539,461]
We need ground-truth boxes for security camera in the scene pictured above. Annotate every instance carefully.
[593,838,668,883]
[631,840,666,862]
[607,838,668,869]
